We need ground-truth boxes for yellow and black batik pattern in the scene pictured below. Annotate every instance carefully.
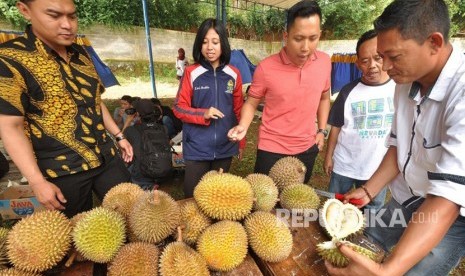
[0,26,116,178]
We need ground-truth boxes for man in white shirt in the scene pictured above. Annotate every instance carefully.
[326,0,465,275]
[324,29,395,212]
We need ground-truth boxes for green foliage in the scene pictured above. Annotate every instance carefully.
[321,0,390,39]
[1,0,465,40]
[0,0,27,28]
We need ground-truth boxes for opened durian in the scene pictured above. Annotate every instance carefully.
[279,184,320,213]
[175,201,212,245]
[129,190,181,244]
[194,171,253,221]
[7,210,72,273]
[269,157,306,190]
[160,227,209,276]
[244,211,293,262]
[317,199,382,267]
[245,173,279,212]
[197,220,248,272]
[107,242,160,276]
[72,207,126,263]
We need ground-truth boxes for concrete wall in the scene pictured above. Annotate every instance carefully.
[1,22,464,64]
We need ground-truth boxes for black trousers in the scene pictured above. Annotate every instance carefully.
[254,144,319,183]
[183,157,233,198]
[51,154,130,218]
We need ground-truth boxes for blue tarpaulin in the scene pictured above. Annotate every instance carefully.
[331,53,362,94]
[230,49,256,84]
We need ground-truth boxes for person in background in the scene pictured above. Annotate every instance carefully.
[327,0,465,275]
[173,18,245,198]
[324,30,395,213]
[176,48,189,81]
[151,98,183,139]
[124,99,165,190]
[0,0,132,218]
[113,95,133,130]
[228,0,331,183]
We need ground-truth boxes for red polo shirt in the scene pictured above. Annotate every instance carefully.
[248,47,331,154]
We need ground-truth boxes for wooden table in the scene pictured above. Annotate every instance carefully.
[251,210,329,276]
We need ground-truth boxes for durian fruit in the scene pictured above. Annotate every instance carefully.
[7,210,72,273]
[244,211,293,262]
[316,240,382,267]
[129,190,181,244]
[0,268,42,276]
[318,199,364,240]
[194,171,253,221]
[107,242,160,276]
[175,201,212,245]
[245,173,279,212]
[0,227,10,268]
[72,207,126,263]
[279,184,320,214]
[200,168,222,181]
[317,199,384,267]
[197,220,248,272]
[102,182,144,219]
[269,156,306,190]
[160,227,209,276]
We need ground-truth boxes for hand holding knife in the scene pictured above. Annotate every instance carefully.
[314,189,364,206]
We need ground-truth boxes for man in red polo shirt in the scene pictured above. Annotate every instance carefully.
[228,0,331,183]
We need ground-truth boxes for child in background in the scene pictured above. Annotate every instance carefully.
[173,18,245,198]
[176,48,189,81]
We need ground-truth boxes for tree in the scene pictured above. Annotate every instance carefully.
[320,0,391,39]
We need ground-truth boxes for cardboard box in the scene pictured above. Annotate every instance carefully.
[0,184,45,220]
[172,145,185,168]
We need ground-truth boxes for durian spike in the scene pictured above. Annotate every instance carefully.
[298,166,306,173]
[218,168,224,174]
[152,185,160,205]
[176,226,183,242]
[65,250,78,267]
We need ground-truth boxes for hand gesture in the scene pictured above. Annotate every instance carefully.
[30,179,66,211]
[118,139,134,163]
[325,242,384,276]
[343,187,370,208]
[324,156,333,176]
[228,125,247,142]
[204,107,224,120]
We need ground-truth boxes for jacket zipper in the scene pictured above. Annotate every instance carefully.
[213,68,218,159]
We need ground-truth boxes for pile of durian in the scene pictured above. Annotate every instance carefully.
[0,156,378,275]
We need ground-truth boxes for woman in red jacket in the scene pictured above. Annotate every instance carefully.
[173,18,245,198]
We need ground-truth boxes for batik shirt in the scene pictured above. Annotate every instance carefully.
[0,26,116,178]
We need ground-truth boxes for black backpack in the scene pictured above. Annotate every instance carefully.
[137,122,173,179]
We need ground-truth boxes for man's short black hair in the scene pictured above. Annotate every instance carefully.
[356,30,378,57]
[192,18,231,65]
[120,95,133,104]
[374,0,450,44]
[286,0,321,32]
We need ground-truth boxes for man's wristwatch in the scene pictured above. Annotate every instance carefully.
[115,134,126,142]
[317,128,329,137]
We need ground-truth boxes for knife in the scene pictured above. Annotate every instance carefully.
[314,189,364,205]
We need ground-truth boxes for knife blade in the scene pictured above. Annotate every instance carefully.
[314,189,364,206]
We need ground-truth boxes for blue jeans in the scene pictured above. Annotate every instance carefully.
[328,171,387,212]
[365,198,465,276]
